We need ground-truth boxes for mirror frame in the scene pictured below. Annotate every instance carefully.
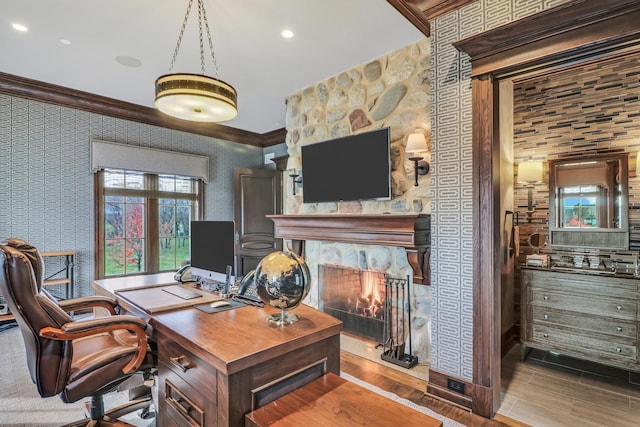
[548,153,629,249]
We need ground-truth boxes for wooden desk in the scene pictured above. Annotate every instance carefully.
[92,273,342,427]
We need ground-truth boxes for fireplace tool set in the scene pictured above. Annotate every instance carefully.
[380,275,418,369]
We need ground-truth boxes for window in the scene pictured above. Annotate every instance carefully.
[559,185,600,228]
[96,169,203,278]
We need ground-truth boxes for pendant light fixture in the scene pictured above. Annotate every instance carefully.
[155,0,238,122]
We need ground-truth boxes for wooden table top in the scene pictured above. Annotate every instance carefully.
[245,372,443,427]
[92,273,343,375]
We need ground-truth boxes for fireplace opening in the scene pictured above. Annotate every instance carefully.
[319,264,418,368]
[319,265,386,342]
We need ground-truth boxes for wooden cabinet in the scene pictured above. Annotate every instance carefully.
[521,268,639,371]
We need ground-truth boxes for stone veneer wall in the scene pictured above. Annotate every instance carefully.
[284,38,433,364]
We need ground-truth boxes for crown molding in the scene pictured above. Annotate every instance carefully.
[0,71,285,148]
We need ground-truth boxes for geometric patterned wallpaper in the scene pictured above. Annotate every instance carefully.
[0,94,263,298]
[430,0,569,380]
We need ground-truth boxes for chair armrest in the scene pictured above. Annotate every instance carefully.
[39,315,149,375]
[57,296,118,315]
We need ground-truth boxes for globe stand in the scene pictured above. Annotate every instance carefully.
[267,307,299,326]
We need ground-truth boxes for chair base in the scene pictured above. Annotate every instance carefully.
[61,397,152,427]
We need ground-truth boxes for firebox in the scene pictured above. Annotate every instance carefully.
[319,265,386,342]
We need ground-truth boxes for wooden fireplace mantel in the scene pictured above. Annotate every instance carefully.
[267,214,431,285]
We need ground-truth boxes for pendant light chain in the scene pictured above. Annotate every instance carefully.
[200,0,220,78]
[168,0,219,78]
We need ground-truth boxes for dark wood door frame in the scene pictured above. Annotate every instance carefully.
[452,0,640,418]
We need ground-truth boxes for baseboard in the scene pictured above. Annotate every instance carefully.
[426,369,473,410]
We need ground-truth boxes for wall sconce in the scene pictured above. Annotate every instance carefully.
[405,132,430,186]
[517,160,544,221]
[286,156,303,196]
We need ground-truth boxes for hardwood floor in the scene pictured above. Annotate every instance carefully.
[342,344,640,426]
[341,351,525,427]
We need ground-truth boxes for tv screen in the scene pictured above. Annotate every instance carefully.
[301,127,391,203]
[190,220,235,284]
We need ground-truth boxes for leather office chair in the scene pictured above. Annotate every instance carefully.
[0,238,156,426]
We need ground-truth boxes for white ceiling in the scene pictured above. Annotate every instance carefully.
[0,0,425,134]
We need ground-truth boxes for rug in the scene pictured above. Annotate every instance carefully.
[0,325,152,427]
[1,325,462,426]
[340,372,465,427]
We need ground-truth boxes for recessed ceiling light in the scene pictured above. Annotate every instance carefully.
[115,55,142,68]
[12,23,28,32]
[281,29,294,39]
[60,39,71,45]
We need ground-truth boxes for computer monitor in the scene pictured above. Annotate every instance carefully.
[190,220,235,286]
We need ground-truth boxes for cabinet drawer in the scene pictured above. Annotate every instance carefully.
[530,289,637,320]
[531,307,637,339]
[531,324,637,363]
[157,334,218,427]
[162,368,211,427]
[157,334,217,394]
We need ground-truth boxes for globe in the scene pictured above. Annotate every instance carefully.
[254,250,310,325]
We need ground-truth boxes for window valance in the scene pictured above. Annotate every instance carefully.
[91,140,209,182]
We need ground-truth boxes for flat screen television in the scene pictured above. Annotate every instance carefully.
[301,127,391,203]
[190,220,235,285]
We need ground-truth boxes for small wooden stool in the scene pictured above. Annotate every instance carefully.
[245,372,443,426]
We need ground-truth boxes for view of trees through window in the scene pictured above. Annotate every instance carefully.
[102,169,198,277]
[560,185,598,228]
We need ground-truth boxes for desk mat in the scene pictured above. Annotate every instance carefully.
[194,299,246,313]
[116,285,223,313]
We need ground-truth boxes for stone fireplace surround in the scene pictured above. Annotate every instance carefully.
[268,213,432,378]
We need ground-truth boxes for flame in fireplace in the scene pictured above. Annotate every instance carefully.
[353,270,384,319]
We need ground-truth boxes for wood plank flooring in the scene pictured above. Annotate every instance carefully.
[341,351,526,427]
[498,345,640,427]
[342,344,640,426]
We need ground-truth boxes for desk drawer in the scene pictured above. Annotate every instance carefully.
[157,335,217,427]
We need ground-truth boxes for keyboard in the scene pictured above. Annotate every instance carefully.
[162,285,203,300]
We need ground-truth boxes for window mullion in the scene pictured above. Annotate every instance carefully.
[146,174,159,273]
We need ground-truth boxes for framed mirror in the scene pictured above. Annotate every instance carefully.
[548,153,629,249]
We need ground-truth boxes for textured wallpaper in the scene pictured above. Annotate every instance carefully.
[430,0,569,379]
[0,95,263,297]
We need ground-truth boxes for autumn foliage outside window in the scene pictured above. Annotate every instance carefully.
[97,169,202,277]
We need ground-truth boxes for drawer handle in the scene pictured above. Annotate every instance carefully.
[169,355,193,372]
[617,327,623,332]
[171,396,192,416]
[616,305,623,311]
[543,333,548,338]
[615,347,622,353]
[543,314,549,319]
[543,296,549,300]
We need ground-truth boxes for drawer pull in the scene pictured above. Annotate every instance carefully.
[543,296,549,300]
[543,314,549,319]
[172,397,192,416]
[615,347,622,353]
[543,334,548,338]
[616,305,623,311]
[616,327,623,332]
[169,355,193,372]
